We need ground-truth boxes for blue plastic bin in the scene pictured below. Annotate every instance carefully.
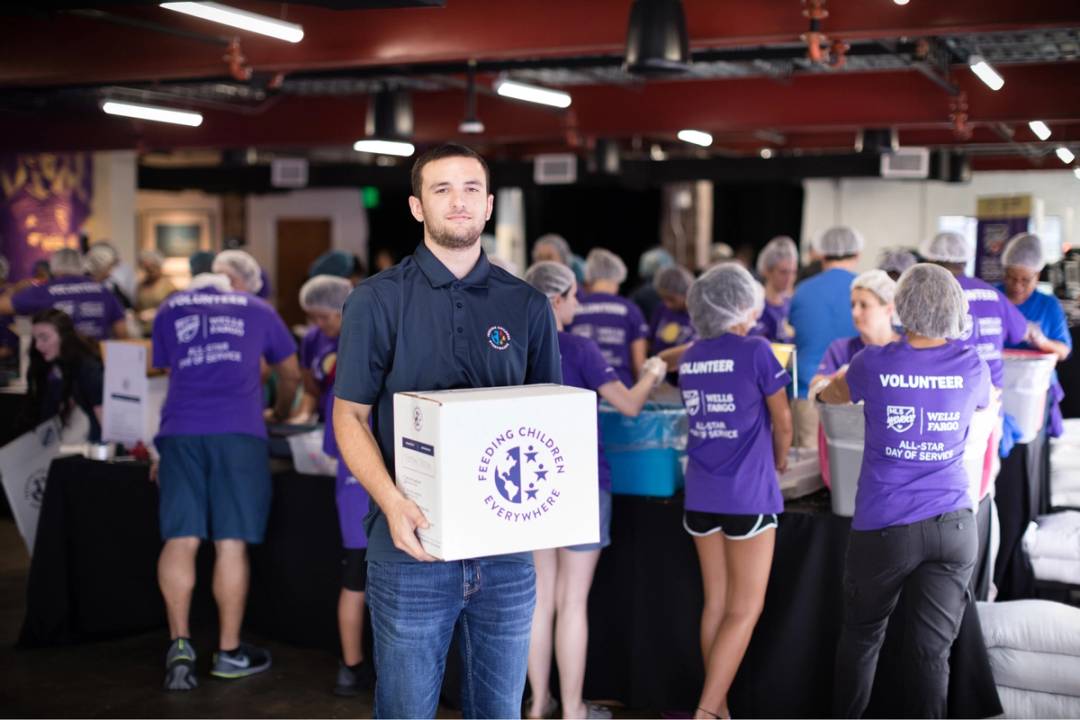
[599,401,688,497]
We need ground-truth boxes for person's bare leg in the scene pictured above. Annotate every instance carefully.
[339,588,366,665]
[695,529,775,720]
[554,548,602,720]
[159,537,200,640]
[527,548,558,718]
[213,539,249,650]
[693,534,728,670]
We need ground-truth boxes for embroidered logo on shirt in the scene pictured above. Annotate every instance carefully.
[682,389,701,416]
[886,405,916,433]
[486,325,511,350]
[174,315,200,343]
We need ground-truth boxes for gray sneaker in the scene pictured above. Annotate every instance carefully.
[210,642,272,679]
[163,638,198,691]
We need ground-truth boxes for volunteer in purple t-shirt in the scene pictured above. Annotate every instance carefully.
[298,274,374,696]
[820,263,991,718]
[566,248,648,386]
[152,251,300,692]
[0,248,126,341]
[649,264,696,355]
[752,236,798,343]
[523,261,666,720]
[670,263,793,720]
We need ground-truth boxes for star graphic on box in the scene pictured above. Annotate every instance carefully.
[524,445,539,463]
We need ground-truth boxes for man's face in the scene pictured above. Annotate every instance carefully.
[409,156,493,250]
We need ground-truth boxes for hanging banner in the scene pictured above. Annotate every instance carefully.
[0,417,62,555]
[0,153,93,282]
[974,195,1033,284]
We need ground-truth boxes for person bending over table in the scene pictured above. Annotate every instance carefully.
[675,263,793,720]
[22,308,104,441]
[649,264,696,355]
[332,144,562,719]
[819,263,990,718]
[297,274,376,696]
[751,235,799,343]
[523,261,666,720]
[152,251,300,691]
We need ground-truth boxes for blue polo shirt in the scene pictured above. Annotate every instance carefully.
[334,242,562,563]
[789,267,857,398]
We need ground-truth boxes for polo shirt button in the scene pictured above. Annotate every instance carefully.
[457,327,464,333]
[456,302,463,309]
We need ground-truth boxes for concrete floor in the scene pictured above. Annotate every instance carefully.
[0,517,380,718]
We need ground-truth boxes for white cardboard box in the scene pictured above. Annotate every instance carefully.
[393,384,599,561]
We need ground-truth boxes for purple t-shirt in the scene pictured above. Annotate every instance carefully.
[152,286,296,439]
[649,305,696,354]
[678,334,791,515]
[567,291,648,386]
[954,275,1027,388]
[12,276,124,340]
[846,339,991,531]
[753,298,793,343]
[817,336,866,378]
[558,331,618,492]
[300,327,340,455]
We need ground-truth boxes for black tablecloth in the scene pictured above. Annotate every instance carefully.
[21,458,1002,717]
[993,430,1052,602]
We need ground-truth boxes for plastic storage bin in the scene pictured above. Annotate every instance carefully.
[287,428,338,476]
[1002,350,1057,444]
[599,401,687,497]
[819,402,865,516]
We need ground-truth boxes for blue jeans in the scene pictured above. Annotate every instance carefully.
[366,559,536,719]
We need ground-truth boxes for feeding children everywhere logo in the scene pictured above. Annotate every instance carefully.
[486,325,511,350]
[886,405,916,433]
[478,426,566,522]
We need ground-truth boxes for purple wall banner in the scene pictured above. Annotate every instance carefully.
[974,195,1033,284]
[1,153,93,281]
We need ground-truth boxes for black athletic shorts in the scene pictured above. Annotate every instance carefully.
[342,548,368,592]
[683,510,779,540]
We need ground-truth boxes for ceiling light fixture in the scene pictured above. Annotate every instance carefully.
[161,2,304,43]
[353,140,415,157]
[494,78,571,109]
[624,0,690,75]
[101,100,203,126]
[458,61,484,134]
[893,0,910,5]
[968,55,1004,91]
[677,129,712,147]
[759,148,774,159]
[1056,146,1075,164]
[1028,121,1051,141]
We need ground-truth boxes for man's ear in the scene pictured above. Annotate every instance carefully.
[484,193,494,222]
[408,195,425,223]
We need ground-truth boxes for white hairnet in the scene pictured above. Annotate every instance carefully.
[687,262,759,339]
[212,249,263,294]
[299,275,352,314]
[878,249,917,275]
[1001,232,1045,273]
[139,249,165,270]
[49,248,84,276]
[638,247,674,279]
[84,244,118,277]
[653,265,694,297]
[895,263,969,339]
[921,231,971,264]
[532,234,572,266]
[709,243,734,264]
[584,248,627,285]
[851,269,897,306]
[755,236,798,276]
[812,226,864,258]
[188,272,233,292]
[524,261,576,299]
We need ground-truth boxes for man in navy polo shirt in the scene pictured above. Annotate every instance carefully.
[333,144,561,719]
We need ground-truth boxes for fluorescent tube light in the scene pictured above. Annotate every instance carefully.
[1028,121,1051,141]
[102,101,203,127]
[968,56,1004,91]
[1074,168,1080,180]
[493,79,571,109]
[161,2,304,43]
[353,139,415,157]
[677,129,713,147]
[1055,146,1075,164]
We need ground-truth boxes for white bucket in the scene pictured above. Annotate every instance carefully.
[1002,351,1057,444]
[287,429,338,476]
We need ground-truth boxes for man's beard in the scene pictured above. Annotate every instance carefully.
[425,214,484,250]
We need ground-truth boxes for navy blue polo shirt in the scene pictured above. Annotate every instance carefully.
[335,241,562,563]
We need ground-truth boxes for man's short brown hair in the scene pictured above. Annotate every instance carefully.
[410,143,491,198]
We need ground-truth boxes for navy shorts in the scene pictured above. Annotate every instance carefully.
[683,510,778,540]
[157,434,272,543]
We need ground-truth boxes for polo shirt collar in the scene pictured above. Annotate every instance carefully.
[413,241,491,288]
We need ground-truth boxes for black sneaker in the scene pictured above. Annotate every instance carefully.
[210,642,272,679]
[333,659,375,696]
[163,637,198,691]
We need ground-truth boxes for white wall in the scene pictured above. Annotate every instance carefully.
[84,151,137,265]
[802,170,1079,271]
[246,189,368,304]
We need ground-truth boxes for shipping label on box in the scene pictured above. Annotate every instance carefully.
[393,384,599,561]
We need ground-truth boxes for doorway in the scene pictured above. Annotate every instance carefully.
[276,218,331,327]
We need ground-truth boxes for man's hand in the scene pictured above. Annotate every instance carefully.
[385,493,438,562]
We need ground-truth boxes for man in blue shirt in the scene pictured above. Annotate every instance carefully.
[789,226,861,447]
[333,144,561,719]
